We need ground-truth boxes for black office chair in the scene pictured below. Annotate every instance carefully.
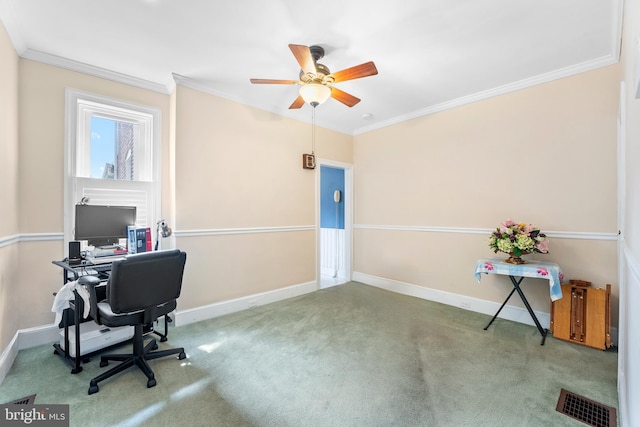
[79,249,187,395]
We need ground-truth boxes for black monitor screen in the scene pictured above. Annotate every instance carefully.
[74,204,137,247]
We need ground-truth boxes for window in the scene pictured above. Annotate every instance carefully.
[64,89,161,247]
[75,99,154,181]
[90,117,132,180]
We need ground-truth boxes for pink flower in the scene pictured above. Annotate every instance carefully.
[559,273,564,281]
[489,219,550,256]
[501,219,516,227]
[537,268,548,277]
[500,219,517,233]
[484,262,494,271]
[535,239,549,253]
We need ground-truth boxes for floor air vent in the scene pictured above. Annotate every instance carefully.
[6,394,36,404]
[556,388,616,427]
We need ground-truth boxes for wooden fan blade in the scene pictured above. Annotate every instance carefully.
[250,78,299,84]
[329,61,378,83]
[289,44,317,75]
[289,95,305,109]
[330,87,361,107]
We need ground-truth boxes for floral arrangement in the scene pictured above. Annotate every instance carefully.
[488,219,549,257]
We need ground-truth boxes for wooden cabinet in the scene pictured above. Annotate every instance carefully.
[550,281,611,350]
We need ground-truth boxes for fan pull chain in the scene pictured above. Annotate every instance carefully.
[311,105,316,155]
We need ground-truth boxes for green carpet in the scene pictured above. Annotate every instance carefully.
[0,282,618,426]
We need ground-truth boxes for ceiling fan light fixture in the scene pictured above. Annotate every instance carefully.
[299,83,331,107]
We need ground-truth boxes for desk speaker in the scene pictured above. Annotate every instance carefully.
[69,241,81,265]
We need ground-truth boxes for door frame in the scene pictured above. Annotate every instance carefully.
[617,80,627,403]
[316,158,353,287]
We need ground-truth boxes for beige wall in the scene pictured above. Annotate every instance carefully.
[18,60,171,233]
[354,64,620,322]
[4,60,353,336]
[15,60,170,332]
[0,20,19,350]
[1,8,635,421]
[173,85,352,309]
[0,15,624,359]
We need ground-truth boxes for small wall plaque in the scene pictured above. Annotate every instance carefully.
[302,153,316,169]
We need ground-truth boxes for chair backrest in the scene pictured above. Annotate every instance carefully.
[107,249,187,314]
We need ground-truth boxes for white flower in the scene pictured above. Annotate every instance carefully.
[515,234,535,251]
[488,219,550,256]
[497,239,514,253]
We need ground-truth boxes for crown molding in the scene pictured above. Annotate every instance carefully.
[171,73,352,135]
[171,73,244,104]
[171,73,268,112]
[21,49,172,95]
[354,54,619,136]
[17,31,623,137]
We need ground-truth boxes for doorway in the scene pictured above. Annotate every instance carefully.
[318,161,352,288]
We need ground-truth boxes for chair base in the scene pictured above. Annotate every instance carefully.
[88,324,186,395]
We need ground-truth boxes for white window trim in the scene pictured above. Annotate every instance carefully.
[76,99,153,181]
[64,88,162,246]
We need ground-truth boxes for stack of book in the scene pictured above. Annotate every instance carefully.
[92,246,128,257]
[127,226,153,254]
[84,245,127,264]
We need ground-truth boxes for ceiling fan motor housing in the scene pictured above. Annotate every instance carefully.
[309,45,325,61]
[299,45,331,83]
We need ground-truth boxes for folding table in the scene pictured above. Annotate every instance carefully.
[474,258,564,345]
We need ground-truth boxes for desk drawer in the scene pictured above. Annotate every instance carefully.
[60,322,134,357]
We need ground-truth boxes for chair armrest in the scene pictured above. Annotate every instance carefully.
[78,275,102,322]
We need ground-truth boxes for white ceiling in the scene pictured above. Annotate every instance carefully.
[0,0,622,135]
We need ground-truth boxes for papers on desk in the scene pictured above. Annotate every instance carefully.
[474,257,565,301]
[86,255,126,264]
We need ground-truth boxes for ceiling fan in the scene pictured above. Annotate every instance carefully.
[250,44,378,109]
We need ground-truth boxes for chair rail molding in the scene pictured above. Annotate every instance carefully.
[354,224,618,241]
[175,225,315,238]
[0,227,315,248]
[0,233,64,248]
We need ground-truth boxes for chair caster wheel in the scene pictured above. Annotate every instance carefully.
[100,359,109,367]
[160,336,168,342]
[152,342,159,350]
[178,352,186,360]
[147,378,156,388]
[88,384,99,395]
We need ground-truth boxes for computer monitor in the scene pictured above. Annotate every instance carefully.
[74,204,137,247]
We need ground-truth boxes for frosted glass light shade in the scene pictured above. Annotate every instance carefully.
[299,83,331,106]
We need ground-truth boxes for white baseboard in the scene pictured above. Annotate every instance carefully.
[174,280,318,327]
[0,280,318,385]
[18,324,60,349]
[2,274,619,385]
[0,333,19,386]
[352,272,619,346]
[353,271,552,328]
[0,323,60,385]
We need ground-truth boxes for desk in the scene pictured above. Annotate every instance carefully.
[474,258,564,345]
[52,257,169,373]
